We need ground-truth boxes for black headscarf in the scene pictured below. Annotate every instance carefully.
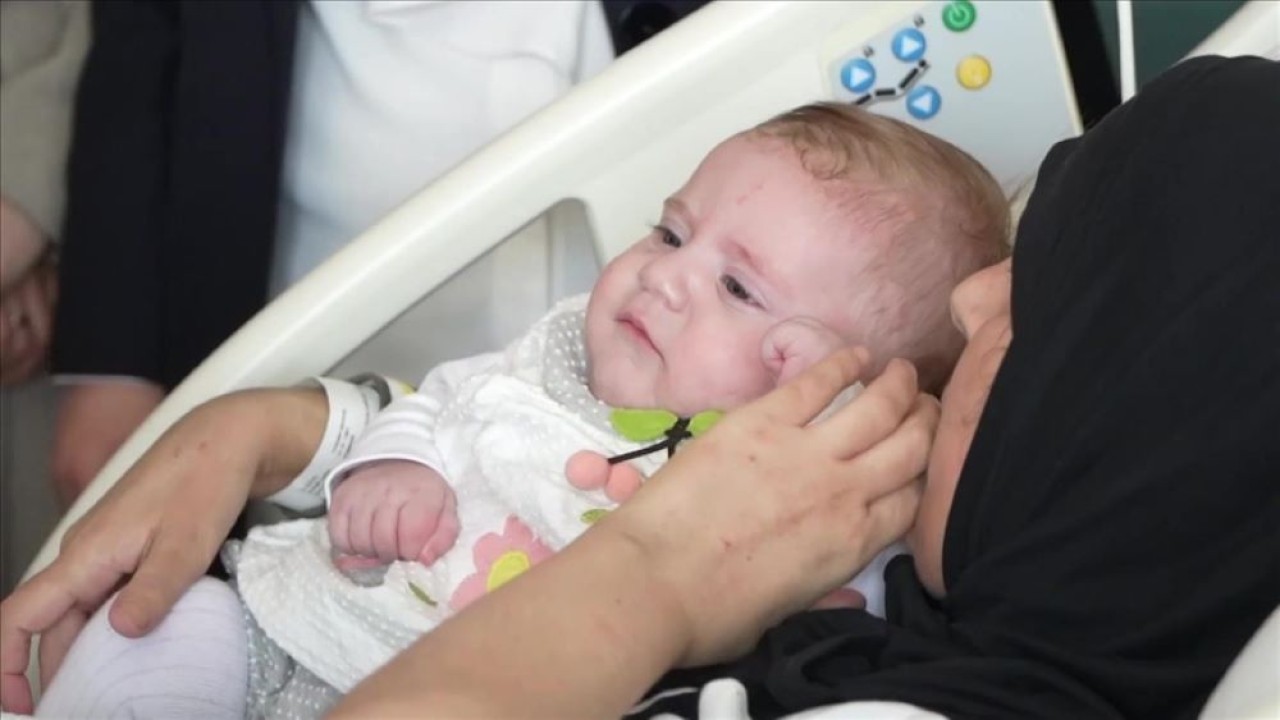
[639,56,1280,719]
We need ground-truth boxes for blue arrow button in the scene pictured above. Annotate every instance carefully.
[906,85,942,120]
[840,58,877,94]
[892,28,927,62]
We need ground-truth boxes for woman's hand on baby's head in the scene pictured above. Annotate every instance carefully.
[603,348,935,667]
[328,461,460,567]
[762,317,848,386]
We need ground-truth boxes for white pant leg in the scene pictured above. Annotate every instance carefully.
[36,577,248,719]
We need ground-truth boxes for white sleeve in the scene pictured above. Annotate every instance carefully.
[323,352,503,502]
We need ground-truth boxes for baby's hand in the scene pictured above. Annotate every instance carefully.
[328,460,460,567]
[762,317,847,385]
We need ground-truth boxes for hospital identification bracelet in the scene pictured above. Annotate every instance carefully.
[264,375,405,513]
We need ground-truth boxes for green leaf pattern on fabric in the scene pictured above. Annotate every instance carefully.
[408,581,437,607]
[687,410,723,436]
[609,408,679,441]
[609,408,723,441]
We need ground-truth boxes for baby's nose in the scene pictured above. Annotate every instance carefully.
[640,254,690,310]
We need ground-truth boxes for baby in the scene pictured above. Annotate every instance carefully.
[37,103,1009,719]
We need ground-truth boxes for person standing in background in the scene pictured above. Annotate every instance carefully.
[1,0,88,383]
[48,0,708,507]
[0,0,90,595]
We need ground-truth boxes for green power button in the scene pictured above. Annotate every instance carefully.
[943,1,977,32]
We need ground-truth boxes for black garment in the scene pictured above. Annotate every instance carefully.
[638,56,1280,719]
[52,0,708,390]
[54,1,299,388]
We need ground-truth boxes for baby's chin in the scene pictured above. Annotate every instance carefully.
[589,376,719,415]
[588,375,646,410]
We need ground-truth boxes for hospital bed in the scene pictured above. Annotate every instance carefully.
[15,0,1280,715]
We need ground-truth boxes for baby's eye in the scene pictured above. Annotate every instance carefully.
[721,275,756,304]
[654,225,682,248]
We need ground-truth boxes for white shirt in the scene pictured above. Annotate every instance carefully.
[270,0,613,294]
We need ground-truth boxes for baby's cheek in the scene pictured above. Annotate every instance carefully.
[590,361,655,409]
[673,361,774,414]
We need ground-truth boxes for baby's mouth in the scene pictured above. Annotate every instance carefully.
[619,313,658,354]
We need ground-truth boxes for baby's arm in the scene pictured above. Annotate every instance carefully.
[327,354,501,566]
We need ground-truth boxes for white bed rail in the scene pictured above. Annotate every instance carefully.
[1187,0,1280,61]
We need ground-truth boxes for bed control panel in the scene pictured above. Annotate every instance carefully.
[826,0,1079,194]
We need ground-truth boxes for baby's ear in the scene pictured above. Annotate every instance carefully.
[761,317,846,386]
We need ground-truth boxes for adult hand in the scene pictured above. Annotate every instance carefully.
[0,257,57,385]
[612,350,936,667]
[50,380,166,507]
[0,388,325,714]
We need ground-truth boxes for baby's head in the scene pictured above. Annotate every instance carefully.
[585,103,1008,415]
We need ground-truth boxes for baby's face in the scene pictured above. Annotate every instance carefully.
[584,134,879,415]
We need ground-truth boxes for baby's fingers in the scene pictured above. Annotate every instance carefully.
[345,492,377,558]
[415,491,460,567]
[372,500,408,563]
[327,494,354,556]
[333,554,385,573]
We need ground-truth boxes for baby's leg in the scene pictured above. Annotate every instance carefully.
[36,577,248,719]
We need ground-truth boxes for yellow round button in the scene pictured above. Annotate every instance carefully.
[956,55,991,90]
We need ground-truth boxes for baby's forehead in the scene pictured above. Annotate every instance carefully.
[739,130,923,210]
[691,133,931,269]
[827,178,924,237]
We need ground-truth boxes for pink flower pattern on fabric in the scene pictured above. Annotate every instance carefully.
[450,516,554,611]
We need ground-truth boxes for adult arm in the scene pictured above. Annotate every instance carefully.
[0,386,325,714]
[49,381,165,505]
[332,350,936,719]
